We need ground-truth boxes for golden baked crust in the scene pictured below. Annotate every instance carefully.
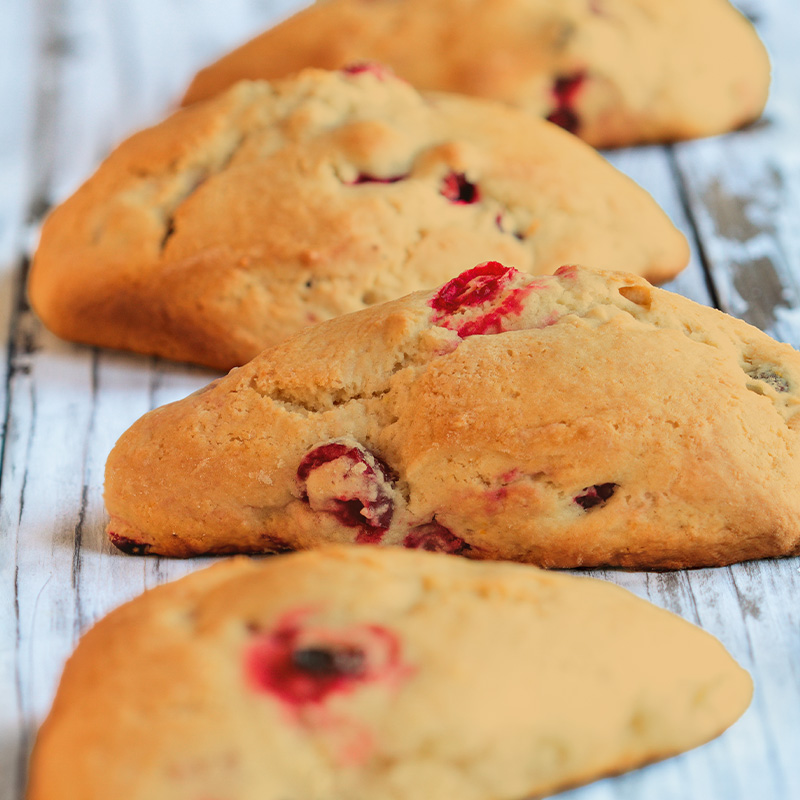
[29,68,688,370]
[27,547,752,800]
[182,0,770,147]
[104,263,800,568]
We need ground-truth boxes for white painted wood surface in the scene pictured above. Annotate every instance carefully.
[1,2,798,799]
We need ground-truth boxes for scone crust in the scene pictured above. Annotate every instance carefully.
[104,265,800,568]
[182,0,770,147]
[28,547,752,800]
[29,69,687,370]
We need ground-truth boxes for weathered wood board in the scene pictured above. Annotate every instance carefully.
[1,2,798,799]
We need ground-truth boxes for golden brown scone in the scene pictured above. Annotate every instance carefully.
[27,547,752,800]
[29,67,688,370]
[104,263,800,568]
[182,0,770,147]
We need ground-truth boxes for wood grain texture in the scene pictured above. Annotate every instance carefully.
[1,1,798,799]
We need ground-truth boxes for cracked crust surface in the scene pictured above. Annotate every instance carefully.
[181,0,770,147]
[29,68,687,370]
[104,264,800,568]
[27,546,752,800]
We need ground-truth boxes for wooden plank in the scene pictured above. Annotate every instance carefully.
[603,146,712,306]
[0,0,112,781]
[0,0,48,796]
[672,0,800,345]
[724,559,800,797]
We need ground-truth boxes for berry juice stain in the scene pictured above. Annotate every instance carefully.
[245,611,409,710]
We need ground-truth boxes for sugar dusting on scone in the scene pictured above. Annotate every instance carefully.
[28,547,752,799]
[104,262,800,568]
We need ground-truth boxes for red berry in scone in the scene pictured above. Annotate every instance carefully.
[297,440,396,543]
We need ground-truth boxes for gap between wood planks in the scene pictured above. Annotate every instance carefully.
[664,146,723,310]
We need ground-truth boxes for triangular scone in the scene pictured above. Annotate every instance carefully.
[104,263,800,568]
[28,547,751,800]
[181,0,769,147]
[30,68,688,370]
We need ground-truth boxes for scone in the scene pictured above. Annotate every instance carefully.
[182,0,770,147]
[104,263,800,568]
[29,67,688,370]
[27,547,752,800]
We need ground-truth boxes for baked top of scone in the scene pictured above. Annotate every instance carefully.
[27,546,752,800]
[29,67,688,370]
[104,263,800,568]
[181,0,770,147]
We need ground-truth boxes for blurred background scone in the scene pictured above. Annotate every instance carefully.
[182,0,770,147]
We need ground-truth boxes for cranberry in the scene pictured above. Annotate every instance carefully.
[246,612,407,708]
[430,263,537,337]
[404,522,471,554]
[291,646,366,678]
[297,441,395,538]
[546,107,580,134]
[108,531,151,555]
[431,262,515,314]
[340,62,395,80]
[574,483,618,511]
[552,72,586,105]
[546,72,586,135]
[349,173,406,185]
[453,305,513,336]
[746,367,790,393]
[441,172,480,204]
